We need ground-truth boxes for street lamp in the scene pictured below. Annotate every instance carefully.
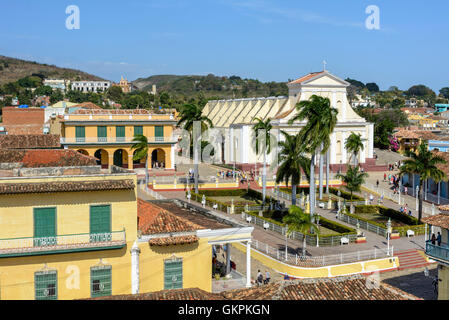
[285,224,289,261]
[316,214,320,247]
[416,186,419,211]
[398,180,402,205]
[386,218,392,256]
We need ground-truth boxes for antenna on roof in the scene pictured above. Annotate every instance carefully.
[323,60,327,71]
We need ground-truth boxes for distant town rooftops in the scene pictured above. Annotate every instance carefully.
[400,107,434,114]
[0,134,60,149]
[89,274,419,300]
[0,149,97,168]
[394,129,439,140]
[73,109,152,115]
[71,102,103,110]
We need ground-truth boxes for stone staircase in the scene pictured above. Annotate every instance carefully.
[395,249,431,271]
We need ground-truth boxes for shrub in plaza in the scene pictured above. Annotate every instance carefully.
[245,210,356,237]
[354,205,420,226]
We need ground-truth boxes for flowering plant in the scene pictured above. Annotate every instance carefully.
[389,136,399,152]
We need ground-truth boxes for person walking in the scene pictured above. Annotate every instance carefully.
[384,173,387,182]
[431,233,436,245]
[369,193,374,205]
[433,276,440,295]
[376,180,379,188]
[264,270,271,284]
[437,232,442,246]
[257,270,263,286]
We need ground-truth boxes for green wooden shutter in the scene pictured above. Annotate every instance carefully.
[97,126,107,142]
[164,259,183,290]
[75,126,85,142]
[134,126,143,136]
[90,205,111,242]
[34,208,56,247]
[91,266,112,298]
[35,271,57,300]
[155,126,164,142]
[116,126,125,142]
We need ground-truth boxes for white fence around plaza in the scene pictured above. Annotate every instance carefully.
[242,212,358,247]
[250,239,393,267]
[364,182,440,216]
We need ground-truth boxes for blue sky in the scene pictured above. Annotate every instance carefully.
[1,0,448,92]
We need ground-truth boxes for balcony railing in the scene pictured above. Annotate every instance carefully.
[425,241,449,262]
[61,137,177,144]
[0,230,126,257]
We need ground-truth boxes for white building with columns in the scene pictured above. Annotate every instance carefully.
[202,70,374,171]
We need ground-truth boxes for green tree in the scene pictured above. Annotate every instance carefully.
[50,89,64,104]
[440,87,449,100]
[366,83,379,93]
[34,85,53,97]
[283,205,319,256]
[177,103,213,193]
[345,133,366,166]
[336,165,369,201]
[131,134,150,191]
[276,131,311,205]
[106,86,123,103]
[289,95,338,214]
[399,142,446,223]
[252,117,273,204]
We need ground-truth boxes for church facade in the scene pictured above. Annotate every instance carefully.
[201,70,374,171]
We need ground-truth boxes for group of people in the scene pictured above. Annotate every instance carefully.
[256,270,271,286]
[388,161,402,171]
[399,204,412,216]
[152,161,165,169]
[431,232,442,246]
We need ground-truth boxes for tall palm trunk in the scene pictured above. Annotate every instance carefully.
[310,153,315,217]
[302,236,307,257]
[194,143,199,193]
[353,152,357,167]
[291,184,297,206]
[262,151,267,204]
[418,179,424,224]
[145,156,149,191]
[319,144,324,200]
[326,150,330,195]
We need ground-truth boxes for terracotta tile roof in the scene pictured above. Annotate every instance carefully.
[138,199,205,235]
[288,71,326,85]
[91,275,419,300]
[148,235,199,246]
[0,135,61,149]
[71,102,103,110]
[401,107,433,114]
[394,130,439,140]
[422,213,449,229]
[0,149,97,167]
[431,151,449,175]
[89,288,221,300]
[0,179,135,195]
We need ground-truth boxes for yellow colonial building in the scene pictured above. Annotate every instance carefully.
[0,149,253,299]
[59,109,178,170]
[0,151,138,300]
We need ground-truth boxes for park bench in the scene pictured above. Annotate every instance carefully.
[340,237,349,245]
[407,230,415,238]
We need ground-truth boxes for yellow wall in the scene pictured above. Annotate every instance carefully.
[0,174,138,300]
[438,264,449,300]
[138,238,212,293]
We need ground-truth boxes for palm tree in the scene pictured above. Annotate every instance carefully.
[276,131,311,205]
[177,103,213,193]
[345,132,366,166]
[252,117,273,204]
[399,142,446,223]
[131,134,150,191]
[289,95,338,216]
[336,165,369,201]
[283,205,319,257]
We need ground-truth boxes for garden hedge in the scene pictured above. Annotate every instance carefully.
[280,187,364,201]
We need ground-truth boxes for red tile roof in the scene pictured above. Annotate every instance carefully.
[422,213,449,229]
[73,109,151,115]
[0,149,97,168]
[138,199,205,235]
[148,235,199,246]
[89,288,221,300]
[288,71,326,85]
[0,135,60,149]
[72,102,103,110]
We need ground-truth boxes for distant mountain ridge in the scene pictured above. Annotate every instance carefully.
[133,74,289,99]
[0,55,105,86]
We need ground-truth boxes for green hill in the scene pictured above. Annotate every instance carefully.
[133,74,288,99]
[0,55,105,85]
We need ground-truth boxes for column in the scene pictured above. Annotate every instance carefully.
[246,241,252,288]
[128,155,134,170]
[341,132,347,164]
[226,244,231,275]
[108,153,114,168]
[170,144,175,169]
[330,132,337,165]
[360,134,366,164]
[131,241,141,294]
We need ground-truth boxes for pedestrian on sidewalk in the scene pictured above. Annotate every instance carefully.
[264,270,271,284]
[369,194,374,205]
[437,232,442,246]
[431,233,436,245]
[257,270,263,286]
[376,180,379,188]
[384,173,387,181]
[404,186,408,195]
[408,210,412,216]
[433,276,439,295]
[380,194,384,203]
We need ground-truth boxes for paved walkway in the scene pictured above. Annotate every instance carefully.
[155,189,426,257]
